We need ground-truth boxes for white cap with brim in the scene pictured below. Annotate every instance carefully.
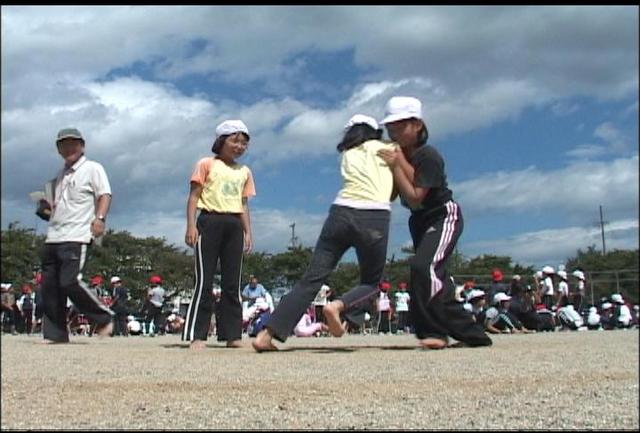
[611,293,624,304]
[493,292,512,304]
[380,96,423,125]
[344,114,380,131]
[466,289,485,301]
[215,120,250,138]
[110,276,121,284]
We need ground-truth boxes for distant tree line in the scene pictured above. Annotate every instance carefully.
[2,221,637,305]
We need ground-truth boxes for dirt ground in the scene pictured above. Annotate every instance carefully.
[1,330,638,430]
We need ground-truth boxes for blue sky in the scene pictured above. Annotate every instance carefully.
[1,6,638,270]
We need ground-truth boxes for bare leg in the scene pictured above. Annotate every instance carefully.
[252,328,278,352]
[226,339,243,348]
[95,321,113,338]
[323,301,347,337]
[190,340,207,350]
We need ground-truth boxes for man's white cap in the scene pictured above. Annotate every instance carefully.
[344,114,380,131]
[572,270,585,280]
[215,120,250,138]
[542,265,555,274]
[611,293,624,304]
[601,302,613,309]
[380,96,423,125]
[466,289,486,301]
[1,283,12,290]
[493,292,511,304]
[557,270,567,279]
[110,276,121,284]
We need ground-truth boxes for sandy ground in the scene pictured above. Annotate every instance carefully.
[1,329,638,430]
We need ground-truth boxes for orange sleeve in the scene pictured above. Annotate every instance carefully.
[190,158,211,186]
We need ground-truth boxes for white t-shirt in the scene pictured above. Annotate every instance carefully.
[558,281,569,297]
[543,276,554,296]
[46,155,111,244]
[394,291,410,312]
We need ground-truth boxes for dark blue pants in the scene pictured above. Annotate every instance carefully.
[267,205,390,342]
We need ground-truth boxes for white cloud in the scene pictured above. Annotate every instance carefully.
[463,219,639,268]
[455,155,639,221]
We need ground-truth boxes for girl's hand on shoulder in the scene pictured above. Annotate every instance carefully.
[185,225,199,248]
[378,148,399,167]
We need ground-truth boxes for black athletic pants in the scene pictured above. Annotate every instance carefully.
[266,205,390,342]
[408,201,491,347]
[182,212,244,343]
[40,242,114,342]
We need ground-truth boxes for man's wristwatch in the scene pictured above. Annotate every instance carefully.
[96,214,106,222]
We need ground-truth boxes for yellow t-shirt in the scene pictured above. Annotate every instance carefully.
[191,157,256,213]
[334,139,398,209]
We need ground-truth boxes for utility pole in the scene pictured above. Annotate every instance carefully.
[289,223,298,249]
[599,205,607,255]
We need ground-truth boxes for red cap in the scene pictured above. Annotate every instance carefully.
[22,284,32,294]
[380,281,392,291]
[398,282,408,289]
[90,275,104,286]
[150,275,163,284]
[492,269,503,282]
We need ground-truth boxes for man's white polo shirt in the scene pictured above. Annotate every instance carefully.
[45,155,111,244]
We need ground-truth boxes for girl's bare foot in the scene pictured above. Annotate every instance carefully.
[419,337,448,350]
[226,339,243,348]
[323,301,347,337]
[252,329,278,352]
[190,340,207,351]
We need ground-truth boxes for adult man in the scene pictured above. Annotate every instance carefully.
[110,276,130,336]
[37,127,114,343]
[242,275,268,304]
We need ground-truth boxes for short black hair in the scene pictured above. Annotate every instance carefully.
[337,124,382,152]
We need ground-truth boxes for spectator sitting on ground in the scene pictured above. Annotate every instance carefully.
[557,304,585,331]
[632,305,639,329]
[484,293,534,334]
[599,302,616,330]
[294,307,328,337]
[586,306,602,330]
[165,311,185,334]
[126,315,142,336]
[508,284,541,332]
[610,294,632,329]
[463,289,487,324]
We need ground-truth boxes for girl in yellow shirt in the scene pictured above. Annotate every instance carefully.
[182,120,256,350]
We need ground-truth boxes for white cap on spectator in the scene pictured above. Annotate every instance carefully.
[601,302,613,309]
[466,289,486,301]
[344,114,380,131]
[110,276,121,284]
[557,270,567,279]
[611,293,624,304]
[493,292,511,304]
[572,270,585,280]
[542,265,555,274]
